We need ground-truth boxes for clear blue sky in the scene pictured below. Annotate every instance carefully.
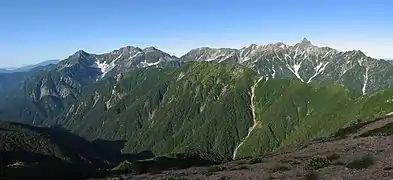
[0,0,392,67]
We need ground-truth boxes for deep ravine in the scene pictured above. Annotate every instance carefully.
[362,67,369,95]
[232,76,267,160]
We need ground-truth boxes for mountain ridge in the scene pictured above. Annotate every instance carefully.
[48,38,392,95]
[179,39,393,94]
[3,60,393,162]
[2,38,393,165]
[0,60,60,73]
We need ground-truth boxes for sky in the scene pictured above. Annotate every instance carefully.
[0,0,392,67]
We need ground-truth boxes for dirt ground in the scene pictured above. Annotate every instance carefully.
[106,117,393,180]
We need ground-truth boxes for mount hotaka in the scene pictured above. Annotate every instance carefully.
[2,38,393,163]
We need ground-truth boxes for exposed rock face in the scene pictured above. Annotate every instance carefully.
[181,39,393,94]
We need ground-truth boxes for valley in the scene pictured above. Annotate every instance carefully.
[233,76,266,160]
[2,39,393,179]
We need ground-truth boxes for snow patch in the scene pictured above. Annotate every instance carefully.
[128,51,142,60]
[147,61,160,66]
[200,104,206,112]
[322,50,333,59]
[293,64,301,76]
[95,54,122,78]
[241,57,250,63]
[307,62,329,83]
[141,56,161,67]
[205,56,221,61]
[294,47,300,58]
[362,67,369,95]
[218,55,234,63]
[97,61,112,76]
[358,60,362,66]
[292,63,304,82]
[284,54,291,60]
[386,111,393,116]
[177,72,185,81]
[63,63,73,68]
[282,53,304,82]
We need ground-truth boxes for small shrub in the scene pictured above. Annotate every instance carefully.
[147,167,163,175]
[333,120,375,138]
[230,165,249,171]
[112,160,139,173]
[268,175,277,179]
[237,165,249,170]
[280,159,302,165]
[249,157,263,164]
[293,156,307,160]
[359,123,393,137]
[290,160,302,165]
[204,166,224,176]
[218,176,231,180]
[236,160,247,165]
[332,161,346,166]
[271,164,291,172]
[164,177,188,180]
[304,171,320,180]
[207,165,223,173]
[307,157,331,170]
[204,172,213,176]
[326,153,340,161]
[279,159,291,163]
[383,167,393,171]
[346,154,375,169]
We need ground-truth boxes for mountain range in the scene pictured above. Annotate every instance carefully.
[12,38,390,95]
[0,60,60,73]
[182,38,393,94]
[2,38,393,179]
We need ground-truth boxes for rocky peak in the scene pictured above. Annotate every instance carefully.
[60,50,96,68]
[248,44,258,49]
[194,47,213,53]
[293,37,317,51]
[117,46,140,53]
[274,42,288,49]
[343,50,367,58]
[70,50,89,58]
[354,50,366,57]
[301,37,312,44]
[144,46,159,52]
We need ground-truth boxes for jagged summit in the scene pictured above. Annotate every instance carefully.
[249,44,258,48]
[301,37,312,44]
[30,39,393,95]
[117,45,139,52]
[63,50,96,67]
[144,46,158,51]
[180,39,393,94]
[71,50,89,57]
[274,42,288,48]
[3,39,393,180]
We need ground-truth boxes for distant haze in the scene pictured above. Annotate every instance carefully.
[0,60,60,73]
